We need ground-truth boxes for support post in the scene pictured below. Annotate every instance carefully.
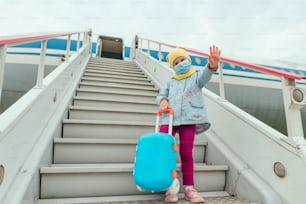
[77,33,80,51]
[87,29,92,54]
[218,61,225,99]
[36,40,47,88]
[65,35,71,61]
[281,77,305,142]
[0,45,7,104]
[158,44,162,62]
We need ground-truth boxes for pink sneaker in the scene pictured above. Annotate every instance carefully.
[165,190,178,203]
[184,189,205,203]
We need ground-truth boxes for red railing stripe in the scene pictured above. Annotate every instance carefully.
[0,31,85,46]
[140,37,305,80]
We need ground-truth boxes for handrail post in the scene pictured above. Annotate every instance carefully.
[281,77,305,142]
[65,35,71,61]
[158,43,162,62]
[83,32,87,47]
[77,33,80,51]
[218,61,225,99]
[147,40,150,56]
[95,38,98,58]
[0,45,7,104]
[87,29,92,54]
[36,40,47,88]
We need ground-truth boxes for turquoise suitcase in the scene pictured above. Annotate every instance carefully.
[133,108,179,193]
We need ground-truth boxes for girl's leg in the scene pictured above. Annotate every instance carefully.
[178,124,196,186]
[178,125,205,202]
[160,125,177,136]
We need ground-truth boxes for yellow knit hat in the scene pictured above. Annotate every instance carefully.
[166,46,191,67]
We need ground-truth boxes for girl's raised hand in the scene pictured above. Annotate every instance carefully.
[208,45,221,70]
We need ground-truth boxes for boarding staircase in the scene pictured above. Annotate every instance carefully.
[38,57,234,203]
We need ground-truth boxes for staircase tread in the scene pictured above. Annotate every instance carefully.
[54,137,208,146]
[86,66,141,71]
[73,96,157,105]
[79,81,158,91]
[89,61,135,65]
[88,61,137,65]
[81,77,154,86]
[87,63,138,67]
[84,70,146,77]
[83,73,150,81]
[63,118,154,126]
[40,163,229,173]
[69,106,156,114]
[76,88,157,97]
[54,137,139,144]
[85,69,144,76]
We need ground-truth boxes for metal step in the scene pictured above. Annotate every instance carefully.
[79,82,158,94]
[86,65,142,73]
[81,77,155,88]
[80,79,155,90]
[84,69,146,79]
[72,96,157,110]
[88,61,138,67]
[63,119,155,139]
[89,58,135,66]
[88,59,137,65]
[40,163,228,198]
[83,72,151,83]
[53,138,206,164]
[69,106,156,122]
[75,88,157,103]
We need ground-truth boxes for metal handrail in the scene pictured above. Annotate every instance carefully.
[0,31,87,46]
[139,37,305,81]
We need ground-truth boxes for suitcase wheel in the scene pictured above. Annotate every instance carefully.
[168,178,180,194]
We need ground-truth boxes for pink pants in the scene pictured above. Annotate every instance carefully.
[160,124,196,186]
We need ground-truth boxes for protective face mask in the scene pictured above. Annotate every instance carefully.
[174,60,191,74]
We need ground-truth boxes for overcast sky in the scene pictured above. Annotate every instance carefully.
[1,0,306,66]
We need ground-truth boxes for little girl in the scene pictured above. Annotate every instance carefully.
[157,46,221,203]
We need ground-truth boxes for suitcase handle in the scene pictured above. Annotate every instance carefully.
[155,107,174,134]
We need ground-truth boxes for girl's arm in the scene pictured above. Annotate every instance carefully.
[196,45,221,88]
[196,66,216,88]
[156,81,170,112]
[156,81,170,105]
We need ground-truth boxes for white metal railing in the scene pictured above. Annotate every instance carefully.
[0,29,92,103]
[0,29,92,136]
[134,36,306,142]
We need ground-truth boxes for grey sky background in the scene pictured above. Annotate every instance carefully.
[1,0,306,66]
